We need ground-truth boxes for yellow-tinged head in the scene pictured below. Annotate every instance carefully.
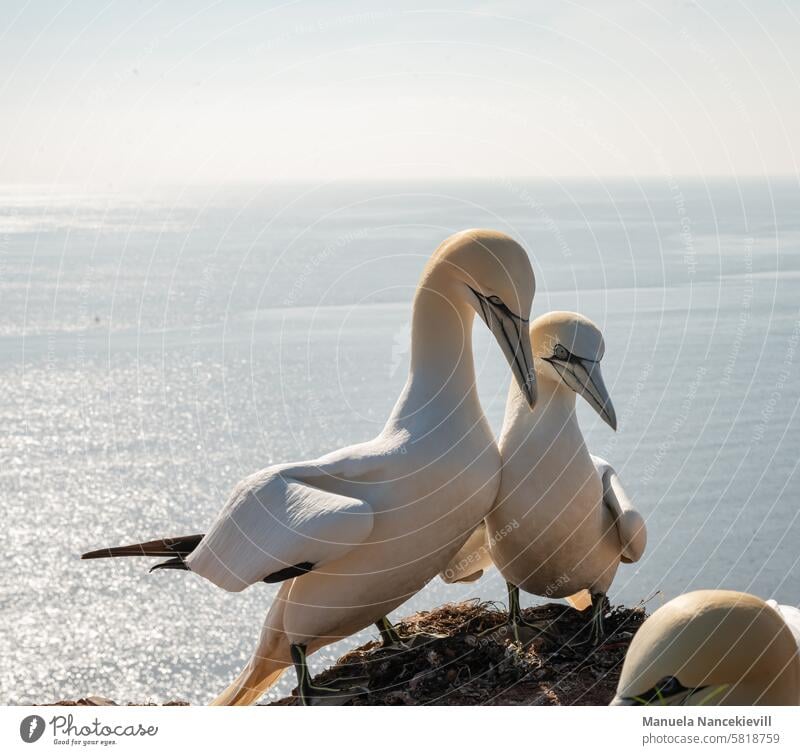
[529,310,616,429]
[612,590,800,706]
[424,229,537,407]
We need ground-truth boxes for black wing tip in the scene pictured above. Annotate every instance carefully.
[80,545,150,560]
[149,557,190,573]
[80,534,205,561]
[262,561,314,583]
[81,548,113,560]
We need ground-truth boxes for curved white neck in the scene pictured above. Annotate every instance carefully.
[501,365,578,446]
[388,270,481,428]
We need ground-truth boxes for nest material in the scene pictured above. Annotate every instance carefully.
[272,599,646,705]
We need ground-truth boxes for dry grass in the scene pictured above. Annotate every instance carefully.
[272,599,646,705]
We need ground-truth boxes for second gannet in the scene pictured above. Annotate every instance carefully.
[81,229,537,705]
[611,590,800,705]
[442,311,646,643]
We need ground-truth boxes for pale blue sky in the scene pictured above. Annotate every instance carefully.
[1,0,798,185]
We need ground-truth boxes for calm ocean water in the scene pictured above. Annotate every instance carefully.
[1,179,799,704]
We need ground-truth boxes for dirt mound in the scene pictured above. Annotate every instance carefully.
[273,599,646,705]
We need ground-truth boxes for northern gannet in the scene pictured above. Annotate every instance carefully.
[611,590,800,705]
[441,311,646,643]
[82,229,537,705]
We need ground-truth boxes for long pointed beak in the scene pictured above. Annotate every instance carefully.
[488,307,536,409]
[552,358,616,430]
[468,287,536,408]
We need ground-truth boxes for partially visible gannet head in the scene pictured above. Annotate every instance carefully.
[611,590,800,706]
[530,311,616,429]
[426,229,537,407]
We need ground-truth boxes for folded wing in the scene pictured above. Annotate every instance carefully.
[439,521,493,584]
[592,455,647,564]
[188,472,374,592]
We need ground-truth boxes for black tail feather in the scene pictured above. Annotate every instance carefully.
[149,557,191,573]
[81,534,204,561]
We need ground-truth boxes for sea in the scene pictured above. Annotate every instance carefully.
[1,178,799,704]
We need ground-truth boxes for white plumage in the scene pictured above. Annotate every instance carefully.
[84,229,537,705]
[442,311,646,640]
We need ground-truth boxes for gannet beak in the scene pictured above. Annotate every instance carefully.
[469,289,536,408]
[498,314,536,409]
[550,357,616,430]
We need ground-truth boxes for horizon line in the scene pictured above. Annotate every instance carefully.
[1,174,799,192]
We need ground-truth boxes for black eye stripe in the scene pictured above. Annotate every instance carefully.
[623,676,708,705]
[467,286,528,323]
[546,344,598,365]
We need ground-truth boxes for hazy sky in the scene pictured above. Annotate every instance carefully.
[2,0,798,186]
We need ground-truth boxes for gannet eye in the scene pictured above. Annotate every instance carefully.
[625,675,691,705]
[656,676,682,696]
[553,344,568,360]
[487,295,503,306]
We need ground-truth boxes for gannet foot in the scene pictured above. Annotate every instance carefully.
[373,617,413,651]
[510,617,559,647]
[398,631,449,648]
[373,617,447,651]
[290,643,368,706]
[590,592,609,646]
[504,582,559,647]
[574,592,608,647]
[295,682,370,706]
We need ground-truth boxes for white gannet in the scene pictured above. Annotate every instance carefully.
[82,229,537,705]
[611,590,800,705]
[441,311,646,643]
